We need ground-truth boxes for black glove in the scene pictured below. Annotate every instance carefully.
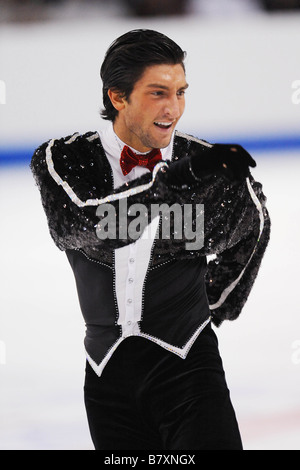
[165,143,256,187]
[191,143,256,180]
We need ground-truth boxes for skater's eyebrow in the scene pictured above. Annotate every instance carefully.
[146,83,189,91]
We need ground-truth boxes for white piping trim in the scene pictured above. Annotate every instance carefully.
[86,132,99,142]
[86,317,212,377]
[138,316,211,359]
[209,176,265,310]
[86,317,211,377]
[65,132,80,144]
[45,137,168,208]
[85,337,124,377]
[91,161,168,205]
[175,130,213,148]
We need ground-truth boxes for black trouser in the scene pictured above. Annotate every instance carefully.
[84,324,243,450]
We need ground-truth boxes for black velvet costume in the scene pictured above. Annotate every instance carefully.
[31,130,270,374]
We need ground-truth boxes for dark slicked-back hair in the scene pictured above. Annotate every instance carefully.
[100,29,186,122]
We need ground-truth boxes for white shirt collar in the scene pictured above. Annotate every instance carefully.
[98,121,174,188]
[100,121,174,160]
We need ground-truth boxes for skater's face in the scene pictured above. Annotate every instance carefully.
[108,63,188,152]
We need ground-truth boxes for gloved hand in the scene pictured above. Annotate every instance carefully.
[191,143,256,180]
[164,143,256,187]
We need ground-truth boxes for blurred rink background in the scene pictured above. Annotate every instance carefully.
[0,0,300,450]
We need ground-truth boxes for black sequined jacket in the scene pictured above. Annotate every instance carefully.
[31,130,270,374]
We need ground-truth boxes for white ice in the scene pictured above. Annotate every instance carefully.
[0,6,300,450]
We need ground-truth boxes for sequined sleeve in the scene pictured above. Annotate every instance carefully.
[31,132,270,325]
[205,176,271,325]
[30,132,167,252]
[101,159,271,325]
[30,133,120,252]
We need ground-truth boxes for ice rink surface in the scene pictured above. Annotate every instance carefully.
[0,4,300,450]
[1,149,299,451]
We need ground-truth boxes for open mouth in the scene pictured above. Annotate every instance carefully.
[154,121,173,130]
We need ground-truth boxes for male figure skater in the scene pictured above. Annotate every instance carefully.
[31,29,270,450]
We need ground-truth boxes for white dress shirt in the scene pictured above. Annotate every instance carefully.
[98,122,174,338]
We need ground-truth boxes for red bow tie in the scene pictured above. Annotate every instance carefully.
[120,145,162,176]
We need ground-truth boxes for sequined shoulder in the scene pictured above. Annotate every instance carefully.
[31,130,113,203]
[174,131,213,148]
